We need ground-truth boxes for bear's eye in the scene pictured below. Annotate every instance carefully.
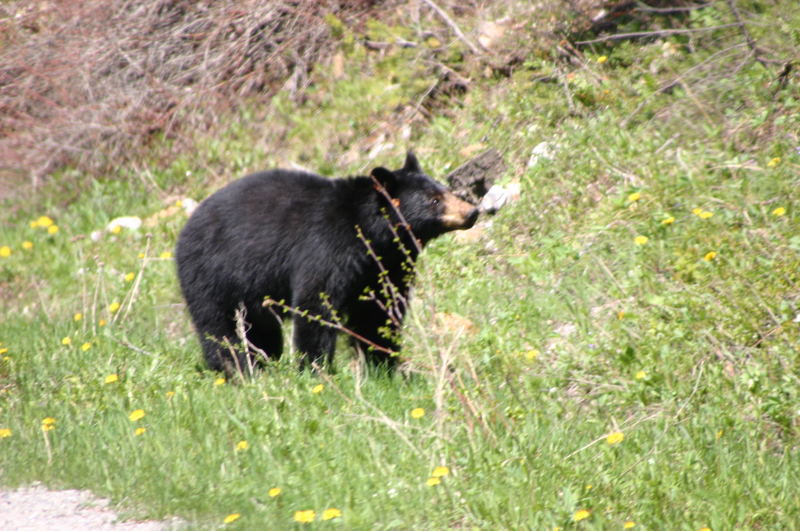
[431,197,440,206]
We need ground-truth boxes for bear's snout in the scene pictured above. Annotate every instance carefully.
[440,192,479,230]
[463,206,479,228]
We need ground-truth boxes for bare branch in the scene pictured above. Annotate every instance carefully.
[420,0,484,54]
[574,23,741,45]
[263,297,397,356]
[725,0,769,68]
[635,3,712,13]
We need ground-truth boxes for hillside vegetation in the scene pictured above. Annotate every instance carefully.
[1,0,799,529]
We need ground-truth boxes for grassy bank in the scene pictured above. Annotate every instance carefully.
[2,1,799,528]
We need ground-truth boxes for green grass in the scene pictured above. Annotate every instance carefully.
[2,1,800,528]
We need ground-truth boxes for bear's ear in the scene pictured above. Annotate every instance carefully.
[370,167,397,193]
[402,151,422,173]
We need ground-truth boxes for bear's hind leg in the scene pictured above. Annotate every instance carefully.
[197,324,250,376]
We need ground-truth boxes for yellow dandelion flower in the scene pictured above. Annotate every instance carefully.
[585,484,592,491]
[524,349,539,360]
[109,302,121,313]
[110,224,122,235]
[692,207,703,216]
[617,310,625,320]
[573,509,591,522]
[22,241,33,250]
[165,391,175,399]
[0,428,12,438]
[124,272,135,282]
[0,246,10,258]
[624,521,636,529]
[627,192,641,202]
[321,508,342,521]
[235,440,249,451]
[128,409,145,422]
[214,377,226,386]
[159,251,172,259]
[41,417,56,432]
[137,252,146,259]
[47,225,59,235]
[426,477,441,487]
[268,487,282,498]
[703,251,717,262]
[716,429,724,440]
[0,347,8,355]
[597,55,608,64]
[73,312,83,322]
[699,527,711,531]
[634,235,648,246]
[635,370,647,380]
[606,431,625,445]
[699,210,713,219]
[223,513,241,524]
[311,384,324,394]
[661,216,675,225]
[134,427,146,436]
[767,157,780,167]
[410,407,425,419]
[104,374,118,384]
[432,465,450,478]
[36,216,54,228]
[98,319,107,327]
[61,337,72,346]
[293,510,316,523]
[426,36,441,48]
[81,342,92,352]
[772,206,786,217]
[175,200,184,208]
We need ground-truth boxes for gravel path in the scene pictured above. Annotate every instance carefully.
[0,485,180,530]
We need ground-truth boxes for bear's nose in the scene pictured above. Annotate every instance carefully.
[464,207,479,228]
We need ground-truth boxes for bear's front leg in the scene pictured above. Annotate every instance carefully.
[290,274,348,370]
[346,298,401,369]
[293,316,337,370]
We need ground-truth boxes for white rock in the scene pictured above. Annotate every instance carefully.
[107,216,142,231]
[527,141,557,168]
[479,182,520,214]
[181,198,199,216]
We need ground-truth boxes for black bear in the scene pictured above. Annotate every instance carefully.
[175,152,478,374]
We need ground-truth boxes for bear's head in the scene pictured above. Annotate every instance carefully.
[370,152,479,243]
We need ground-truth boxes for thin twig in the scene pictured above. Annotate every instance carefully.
[315,367,425,455]
[420,0,483,54]
[620,43,747,127]
[635,3,711,13]
[262,297,397,355]
[556,66,577,115]
[574,23,741,45]
[725,0,769,68]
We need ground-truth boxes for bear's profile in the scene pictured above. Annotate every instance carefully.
[175,152,478,374]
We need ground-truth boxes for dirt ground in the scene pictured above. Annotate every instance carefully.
[0,485,180,530]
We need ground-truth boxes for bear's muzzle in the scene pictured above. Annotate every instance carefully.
[440,192,479,230]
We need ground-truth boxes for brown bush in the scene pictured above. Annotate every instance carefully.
[0,0,377,185]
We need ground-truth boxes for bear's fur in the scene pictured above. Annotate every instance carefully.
[175,152,478,374]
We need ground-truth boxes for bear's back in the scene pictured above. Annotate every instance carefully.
[208,169,331,211]
[177,169,365,268]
